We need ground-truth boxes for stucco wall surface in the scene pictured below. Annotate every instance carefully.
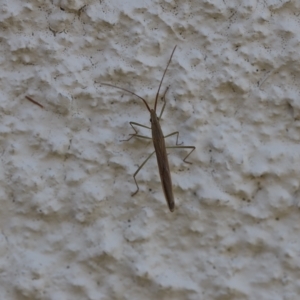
[1,0,300,299]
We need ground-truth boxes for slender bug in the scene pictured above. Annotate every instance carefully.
[101,46,195,212]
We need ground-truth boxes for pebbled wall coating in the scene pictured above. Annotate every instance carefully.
[1,1,300,299]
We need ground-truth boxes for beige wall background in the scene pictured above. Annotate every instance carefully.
[1,0,300,299]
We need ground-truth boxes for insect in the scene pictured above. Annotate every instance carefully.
[101,46,195,212]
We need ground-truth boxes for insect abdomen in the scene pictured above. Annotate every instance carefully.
[151,110,175,212]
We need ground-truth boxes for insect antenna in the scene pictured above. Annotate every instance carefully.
[154,45,177,112]
[100,82,151,112]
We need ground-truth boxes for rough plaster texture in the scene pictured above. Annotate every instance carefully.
[1,0,300,299]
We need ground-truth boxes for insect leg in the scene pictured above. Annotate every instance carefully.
[165,146,195,164]
[132,151,156,196]
[121,122,152,141]
[164,131,183,145]
[158,86,169,120]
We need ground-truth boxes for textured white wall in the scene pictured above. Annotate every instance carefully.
[1,0,300,299]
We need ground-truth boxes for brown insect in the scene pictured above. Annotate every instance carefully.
[101,46,195,212]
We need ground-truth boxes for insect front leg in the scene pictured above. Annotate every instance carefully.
[120,122,152,141]
[131,151,156,196]
[158,86,169,120]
